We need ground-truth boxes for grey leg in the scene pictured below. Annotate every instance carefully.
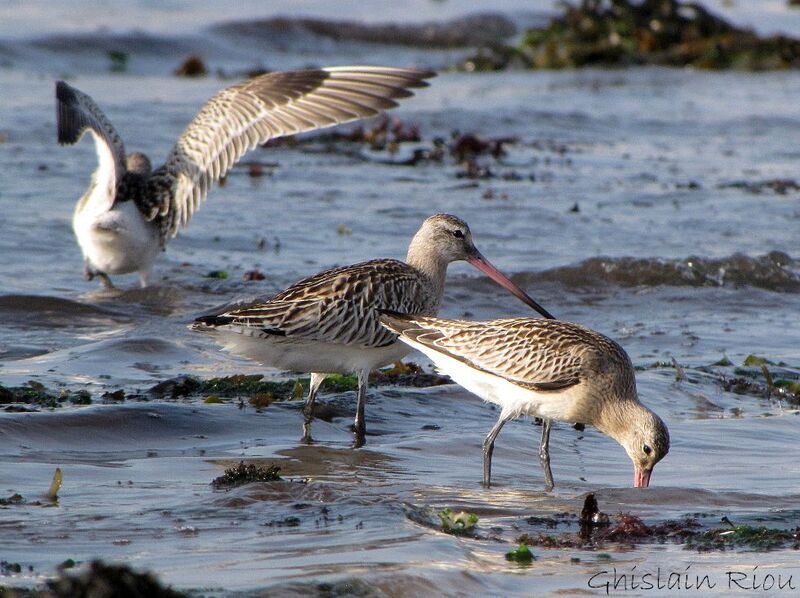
[97,272,114,289]
[539,419,554,491]
[84,261,114,289]
[482,412,513,487]
[301,373,327,444]
[352,369,369,448]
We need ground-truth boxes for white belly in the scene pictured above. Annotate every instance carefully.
[202,326,412,374]
[73,197,160,276]
[401,336,583,422]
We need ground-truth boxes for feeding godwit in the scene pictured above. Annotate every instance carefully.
[380,314,669,489]
[192,214,555,447]
[56,67,433,288]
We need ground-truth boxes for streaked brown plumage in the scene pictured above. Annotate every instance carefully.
[380,314,670,489]
[193,214,555,447]
[56,66,434,287]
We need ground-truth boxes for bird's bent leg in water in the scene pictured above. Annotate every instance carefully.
[539,418,554,491]
[302,373,327,443]
[352,369,369,448]
[482,411,513,487]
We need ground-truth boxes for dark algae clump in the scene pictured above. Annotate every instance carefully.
[0,362,450,411]
[174,55,207,78]
[686,518,800,552]
[519,496,798,552]
[147,364,447,402]
[211,461,282,489]
[464,0,800,70]
[43,560,186,598]
[0,381,91,410]
[0,493,25,506]
[638,353,800,405]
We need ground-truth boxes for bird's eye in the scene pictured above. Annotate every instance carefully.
[643,444,652,455]
[452,229,464,239]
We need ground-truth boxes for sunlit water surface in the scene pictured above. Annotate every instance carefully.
[1,2,800,596]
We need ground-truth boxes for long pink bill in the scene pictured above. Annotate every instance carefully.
[467,251,556,320]
[634,467,652,488]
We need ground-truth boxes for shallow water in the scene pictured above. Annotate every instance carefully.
[2,2,800,596]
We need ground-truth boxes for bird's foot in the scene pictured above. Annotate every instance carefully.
[301,419,315,444]
[351,422,367,448]
[84,266,114,289]
[351,424,366,449]
[97,272,114,289]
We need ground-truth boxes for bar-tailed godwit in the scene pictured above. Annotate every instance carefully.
[380,314,669,489]
[192,214,554,447]
[56,67,434,287]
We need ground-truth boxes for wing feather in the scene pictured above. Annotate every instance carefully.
[383,316,595,391]
[206,259,432,348]
[149,67,434,241]
[55,81,127,211]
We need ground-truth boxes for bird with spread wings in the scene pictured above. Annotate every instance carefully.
[56,66,434,287]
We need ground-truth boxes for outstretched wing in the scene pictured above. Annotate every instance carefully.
[196,260,430,348]
[146,66,435,241]
[56,81,127,211]
[381,315,591,391]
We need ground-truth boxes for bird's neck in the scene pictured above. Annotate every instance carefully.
[594,398,647,445]
[406,242,449,310]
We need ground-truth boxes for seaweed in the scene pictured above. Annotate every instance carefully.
[685,518,800,552]
[438,508,479,536]
[263,516,302,528]
[465,0,800,71]
[719,178,800,195]
[44,560,186,598]
[242,269,266,281]
[505,543,536,564]
[204,270,228,279]
[0,362,443,412]
[174,55,207,78]
[0,493,24,506]
[519,497,794,553]
[0,561,22,575]
[0,381,92,409]
[743,354,773,366]
[370,361,450,388]
[642,354,800,404]
[57,559,75,571]
[211,461,282,489]
[107,50,128,73]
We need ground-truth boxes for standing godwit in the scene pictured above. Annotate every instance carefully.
[380,314,669,489]
[56,67,433,288]
[192,214,555,447]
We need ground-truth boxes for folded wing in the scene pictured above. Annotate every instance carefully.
[202,260,431,348]
[382,315,587,391]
